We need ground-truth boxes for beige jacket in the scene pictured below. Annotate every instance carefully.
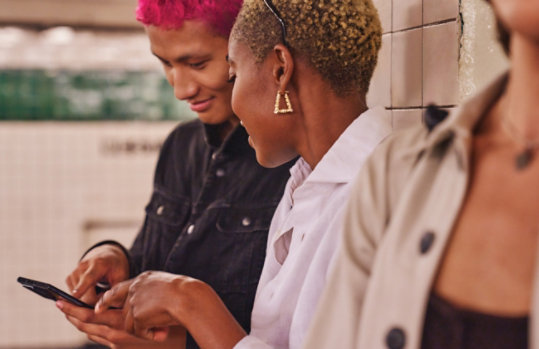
[303,74,539,349]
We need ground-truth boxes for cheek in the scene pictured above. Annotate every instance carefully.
[199,63,231,91]
[231,80,254,120]
[164,69,174,87]
[230,84,242,118]
[493,0,539,36]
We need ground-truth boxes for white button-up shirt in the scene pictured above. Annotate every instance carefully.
[234,107,392,349]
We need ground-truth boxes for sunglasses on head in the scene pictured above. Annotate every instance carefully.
[262,0,289,47]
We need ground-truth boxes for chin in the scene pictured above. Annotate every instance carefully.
[255,152,296,169]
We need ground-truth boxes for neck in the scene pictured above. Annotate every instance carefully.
[295,88,367,169]
[504,34,539,139]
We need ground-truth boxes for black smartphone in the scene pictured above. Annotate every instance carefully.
[17,276,94,309]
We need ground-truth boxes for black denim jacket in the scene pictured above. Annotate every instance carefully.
[128,119,293,346]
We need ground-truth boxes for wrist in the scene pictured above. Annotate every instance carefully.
[171,278,246,348]
[170,277,207,325]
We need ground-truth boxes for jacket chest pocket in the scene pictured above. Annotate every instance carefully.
[216,206,275,234]
[141,191,191,268]
[208,206,276,290]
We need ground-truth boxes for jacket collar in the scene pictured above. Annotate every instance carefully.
[203,121,252,156]
[420,73,509,152]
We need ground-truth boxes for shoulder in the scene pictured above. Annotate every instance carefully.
[162,119,203,147]
[156,119,205,157]
[362,123,429,181]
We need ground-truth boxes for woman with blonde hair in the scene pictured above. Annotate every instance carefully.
[95,0,390,348]
[305,0,539,348]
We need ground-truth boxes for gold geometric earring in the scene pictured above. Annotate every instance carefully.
[274,90,294,114]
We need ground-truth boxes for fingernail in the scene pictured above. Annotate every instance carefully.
[71,289,78,295]
[56,300,64,309]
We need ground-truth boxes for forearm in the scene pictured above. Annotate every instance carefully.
[173,279,246,349]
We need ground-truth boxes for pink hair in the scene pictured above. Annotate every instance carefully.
[136,0,243,37]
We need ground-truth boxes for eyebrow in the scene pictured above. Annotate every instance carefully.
[152,51,207,63]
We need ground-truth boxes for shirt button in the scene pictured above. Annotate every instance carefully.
[212,152,218,160]
[187,224,195,234]
[216,169,225,177]
[156,205,164,215]
[386,327,406,349]
[420,231,435,254]
[242,217,252,227]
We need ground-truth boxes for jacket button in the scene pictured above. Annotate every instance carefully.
[156,205,164,215]
[424,104,449,131]
[216,169,226,177]
[187,224,195,234]
[386,327,406,349]
[242,217,252,227]
[420,231,435,254]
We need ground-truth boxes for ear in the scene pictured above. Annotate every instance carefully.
[270,44,294,91]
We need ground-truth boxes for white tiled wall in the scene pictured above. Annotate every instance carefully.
[368,0,461,130]
[367,0,508,131]
[0,122,177,348]
[423,21,459,106]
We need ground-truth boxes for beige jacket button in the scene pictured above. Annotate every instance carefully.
[420,231,435,254]
[386,328,405,349]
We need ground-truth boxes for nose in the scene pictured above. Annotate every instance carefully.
[168,67,197,101]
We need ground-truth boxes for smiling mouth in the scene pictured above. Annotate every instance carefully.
[189,97,214,112]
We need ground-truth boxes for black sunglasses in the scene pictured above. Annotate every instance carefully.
[263,0,289,47]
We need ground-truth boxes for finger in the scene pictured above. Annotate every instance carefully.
[87,334,114,348]
[96,281,130,313]
[151,327,170,342]
[123,300,135,335]
[58,300,126,328]
[66,273,75,292]
[133,320,156,341]
[73,266,102,297]
[57,300,96,323]
[66,314,129,347]
[66,263,89,292]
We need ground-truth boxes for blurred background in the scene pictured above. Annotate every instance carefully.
[0,0,508,348]
[0,0,195,348]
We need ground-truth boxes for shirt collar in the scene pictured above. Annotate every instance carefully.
[305,106,392,184]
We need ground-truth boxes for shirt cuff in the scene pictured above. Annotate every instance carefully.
[234,335,273,349]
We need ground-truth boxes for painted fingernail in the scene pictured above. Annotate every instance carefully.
[56,300,64,309]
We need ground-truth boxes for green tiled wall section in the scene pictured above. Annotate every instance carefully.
[0,70,196,121]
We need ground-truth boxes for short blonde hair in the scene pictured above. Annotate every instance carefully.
[231,0,382,95]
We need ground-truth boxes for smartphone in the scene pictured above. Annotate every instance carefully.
[17,276,94,309]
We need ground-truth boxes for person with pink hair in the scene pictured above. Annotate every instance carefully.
[56,0,294,348]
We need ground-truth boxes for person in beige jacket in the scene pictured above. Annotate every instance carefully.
[304,0,539,348]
